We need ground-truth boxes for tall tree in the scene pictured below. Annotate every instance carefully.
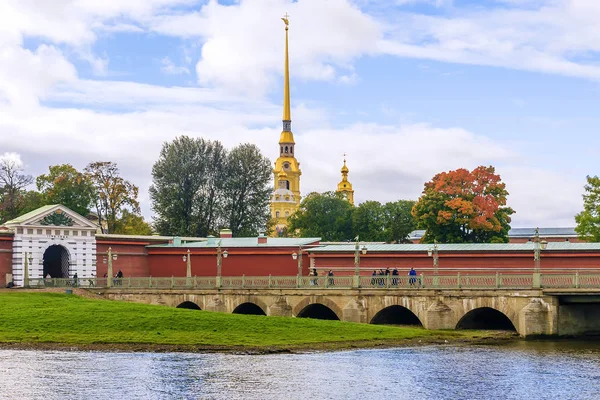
[352,201,386,242]
[36,164,94,216]
[383,200,416,243]
[223,143,272,236]
[0,153,34,222]
[150,136,227,237]
[412,166,514,243]
[113,210,154,236]
[575,175,600,242]
[287,191,354,241]
[84,161,140,234]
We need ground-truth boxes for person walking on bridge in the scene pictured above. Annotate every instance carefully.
[408,267,417,287]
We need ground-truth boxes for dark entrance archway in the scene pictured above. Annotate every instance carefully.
[176,301,201,310]
[297,303,340,320]
[456,307,516,331]
[43,245,70,278]
[232,303,266,315]
[370,305,423,326]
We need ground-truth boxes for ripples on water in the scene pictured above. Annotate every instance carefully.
[1,342,600,400]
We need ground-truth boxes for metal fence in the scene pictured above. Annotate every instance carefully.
[22,272,600,290]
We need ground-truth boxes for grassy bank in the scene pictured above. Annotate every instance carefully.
[0,292,516,352]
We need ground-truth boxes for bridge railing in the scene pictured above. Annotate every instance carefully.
[21,272,600,290]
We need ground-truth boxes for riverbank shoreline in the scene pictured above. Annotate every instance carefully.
[0,292,521,354]
[0,332,519,354]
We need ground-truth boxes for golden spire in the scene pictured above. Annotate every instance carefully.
[282,13,291,131]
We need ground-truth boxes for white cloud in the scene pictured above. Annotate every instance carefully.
[377,0,600,81]
[0,44,77,107]
[151,0,381,95]
[160,57,190,75]
[0,152,24,169]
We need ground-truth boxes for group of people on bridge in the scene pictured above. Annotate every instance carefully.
[307,267,420,287]
[371,267,419,287]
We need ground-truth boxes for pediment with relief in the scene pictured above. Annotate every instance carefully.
[37,210,75,226]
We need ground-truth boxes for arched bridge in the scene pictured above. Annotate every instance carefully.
[36,273,600,337]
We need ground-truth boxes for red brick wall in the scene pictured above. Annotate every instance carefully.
[0,235,13,287]
[147,249,310,277]
[310,252,600,276]
[96,241,150,278]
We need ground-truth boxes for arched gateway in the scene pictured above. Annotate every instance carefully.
[43,245,70,278]
[2,204,98,286]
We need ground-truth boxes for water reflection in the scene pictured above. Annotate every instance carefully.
[1,342,600,400]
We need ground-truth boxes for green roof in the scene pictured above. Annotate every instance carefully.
[3,204,59,225]
[308,242,600,253]
[96,234,205,242]
[149,237,321,248]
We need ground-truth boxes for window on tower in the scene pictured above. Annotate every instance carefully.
[276,211,280,218]
[290,146,293,154]
[280,146,283,153]
[285,146,288,153]
[285,211,289,217]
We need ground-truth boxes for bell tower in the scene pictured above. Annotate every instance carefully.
[337,155,354,206]
[270,14,301,236]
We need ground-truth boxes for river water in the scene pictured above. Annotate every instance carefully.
[1,341,599,400]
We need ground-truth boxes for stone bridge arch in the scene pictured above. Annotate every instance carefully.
[292,296,343,320]
[458,298,519,331]
[367,297,426,327]
[370,305,423,326]
[176,300,201,310]
[231,297,268,315]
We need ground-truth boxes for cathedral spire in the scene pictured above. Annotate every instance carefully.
[281,13,291,133]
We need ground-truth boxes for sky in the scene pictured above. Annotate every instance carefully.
[1,0,599,228]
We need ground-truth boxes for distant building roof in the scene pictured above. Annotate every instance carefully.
[149,237,321,248]
[408,227,578,240]
[507,227,577,238]
[96,234,205,243]
[309,242,600,253]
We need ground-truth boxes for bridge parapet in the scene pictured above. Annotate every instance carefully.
[23,272,600,291]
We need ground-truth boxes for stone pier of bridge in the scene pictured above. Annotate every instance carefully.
[98,288,560,337]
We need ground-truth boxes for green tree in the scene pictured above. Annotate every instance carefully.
[575,175,600,242]
[36,164,94,216]
[223,143,272,236]
[383,200,416,243]
[113,210,154,235]
[287,191,353,241]
[0,154,34,223]
[352,201,386,242]
[412,166,514,243]
[150,136,227,236]
[84,161,140,234]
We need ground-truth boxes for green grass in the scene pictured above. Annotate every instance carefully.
[0,293,502,349]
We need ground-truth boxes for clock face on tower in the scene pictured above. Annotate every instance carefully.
[283,162,290,170]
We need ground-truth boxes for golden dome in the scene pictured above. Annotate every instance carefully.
[341,159,349,173]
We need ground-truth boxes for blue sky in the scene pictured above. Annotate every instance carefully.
[1,0,599,227]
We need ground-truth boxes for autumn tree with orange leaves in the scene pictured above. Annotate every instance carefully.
[412,166,515,243]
